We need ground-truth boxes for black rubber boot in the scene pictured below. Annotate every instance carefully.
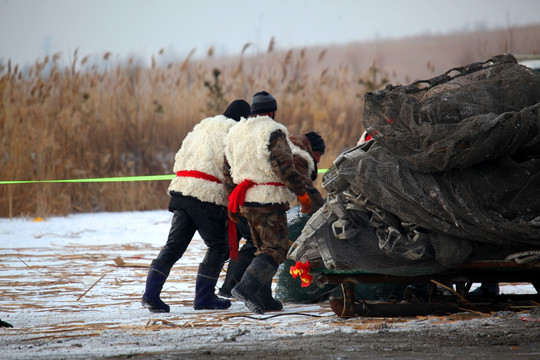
[232,254,278,314]
[219,249,255,298]
[141,261,170,313]
[258,282,283,311]
[193,267,232,310]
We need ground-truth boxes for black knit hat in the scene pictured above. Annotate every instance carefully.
[223,99,251,121]
[250,91,277,114]
[305,131,326,154]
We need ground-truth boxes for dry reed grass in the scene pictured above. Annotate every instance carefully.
[1,25,539,218]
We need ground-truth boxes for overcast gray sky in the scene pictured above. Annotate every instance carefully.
[1,0,539,66]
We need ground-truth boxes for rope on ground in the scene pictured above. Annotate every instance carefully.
[223,312,327,320]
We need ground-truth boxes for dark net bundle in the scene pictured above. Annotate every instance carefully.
[278,206,410,302]
[288,54,540,277]
[363,53,540,173]
[289,151,453,275]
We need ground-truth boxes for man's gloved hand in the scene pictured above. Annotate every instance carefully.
[228,209,240,223]
[298,193,312,214]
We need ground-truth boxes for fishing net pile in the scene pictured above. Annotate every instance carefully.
[287,54,540,280]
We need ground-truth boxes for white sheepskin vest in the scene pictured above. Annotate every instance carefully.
[290,143,315,179]
[168,115,237,206]
[225,116,297,204]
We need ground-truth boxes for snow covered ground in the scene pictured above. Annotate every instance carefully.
[0,210,538,359]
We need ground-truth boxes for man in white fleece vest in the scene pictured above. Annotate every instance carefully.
[141,99,251,313]
[223,91,313,314]
[219,131,327,311]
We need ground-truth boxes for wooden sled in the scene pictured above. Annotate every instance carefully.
[309,260,540,318]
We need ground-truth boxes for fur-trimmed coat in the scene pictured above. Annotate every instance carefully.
[224,115,306,205]
[168,115,236,206]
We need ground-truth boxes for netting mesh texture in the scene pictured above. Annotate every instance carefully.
[277,206,408,302]
[288,54,540,277]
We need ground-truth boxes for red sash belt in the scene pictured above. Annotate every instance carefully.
[227,179,285,260]
[176,170,221,183]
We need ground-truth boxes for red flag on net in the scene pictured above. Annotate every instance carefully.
[290,260,313,287]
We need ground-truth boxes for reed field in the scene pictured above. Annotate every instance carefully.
[1,25,539,218]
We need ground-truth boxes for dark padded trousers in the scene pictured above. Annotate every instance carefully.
[153,194,229,274]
